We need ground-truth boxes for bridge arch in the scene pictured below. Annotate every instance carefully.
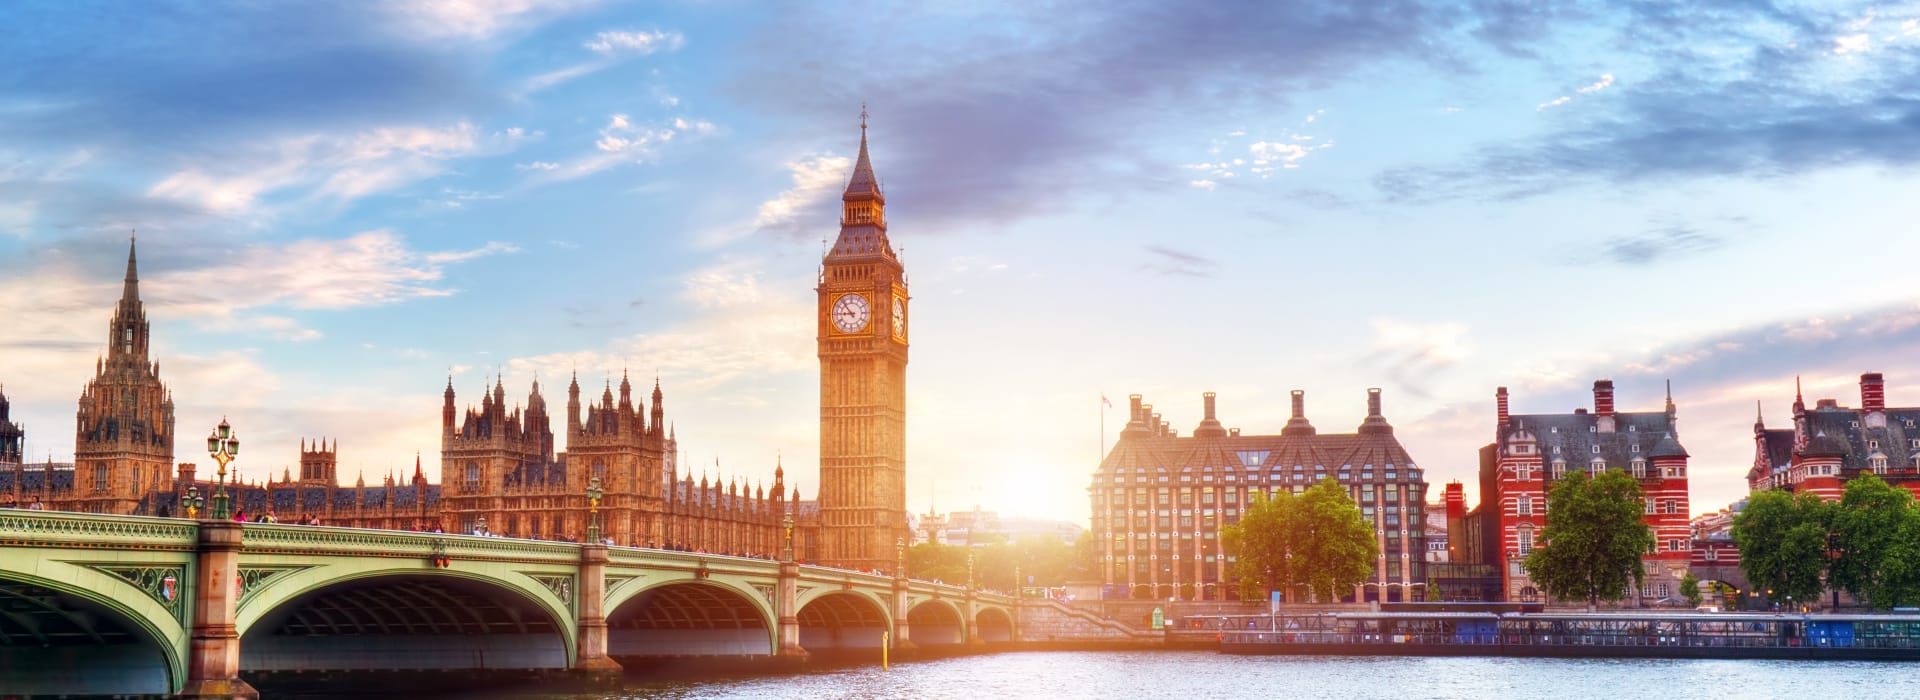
[605,578,776,657]
[795,589,891,654]
[975,606,1013,643]
[0,568,184,696]
[237,567,575,673]
[907,598,966,646]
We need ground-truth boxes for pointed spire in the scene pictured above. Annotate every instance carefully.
[1794,375,1806,414]
[844,103,879,200]
[122,230,140,303]
[1665,379,1676,415]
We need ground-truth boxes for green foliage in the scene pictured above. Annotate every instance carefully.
[1680,571,1702,608]
[1830,474,1914,607]
[1732,489,1833,606]
[1222,478,1379,603]
[1425,580,1441,602]
[1522,470,1654,606]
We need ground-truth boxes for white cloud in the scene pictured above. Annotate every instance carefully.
[385,0,597,40]
[1835,33,1871,55]
[1539,74,1614,110]
[516,161,559,171]
[754,154,852,231]
[584,29,685,54]
[147,122,503,217]
[1188,179,1218,190]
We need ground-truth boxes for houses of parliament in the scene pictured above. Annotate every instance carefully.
[0,119,912,569]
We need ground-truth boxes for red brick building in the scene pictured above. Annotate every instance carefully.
[1480,380,1693,603]
[1748,372,1920,501]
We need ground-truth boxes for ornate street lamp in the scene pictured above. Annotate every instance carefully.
[782,509,795,562]
[183,485,204,520]
[895,536,906,578]
[967,549,976,591]
[586,476,604,544]
[205,419,239,520]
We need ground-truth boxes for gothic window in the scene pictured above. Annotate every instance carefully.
[122,327,133,354]
[465,461,481,487]
[93,463,108,492]
[593,459,607,482]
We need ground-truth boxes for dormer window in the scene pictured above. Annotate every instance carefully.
[1553,446,1562,455]
[1631,458,1646,478]
[1872,457,1888,475]
[1592,445,1601,454]
[1870,440,1880,449]
[1631,444,1640,453]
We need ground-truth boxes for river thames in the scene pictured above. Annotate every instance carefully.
[449,650,1919,699]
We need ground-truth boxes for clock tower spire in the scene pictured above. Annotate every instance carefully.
[817,108,910,571]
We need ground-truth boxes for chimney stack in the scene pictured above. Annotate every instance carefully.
[1203,392,1218,421]
[1282,390,1315,436]
[1862,372,1886,412]
[1594,379,1615,417]
[1367,388,1383,417]
[1496,386,1510,426]
[1194,392,1228,438]
[1358,388,1392,435]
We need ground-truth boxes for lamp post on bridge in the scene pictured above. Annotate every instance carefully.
[967,549,975,591]
[782,509,795,562]
[204,418,238,520]
[184,485,204,520]
[895,536,906,579]
[586,476,604,544]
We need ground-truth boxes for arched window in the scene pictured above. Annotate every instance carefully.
[593,459,608,482]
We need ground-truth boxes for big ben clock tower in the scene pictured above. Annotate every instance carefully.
[817,110,909,571]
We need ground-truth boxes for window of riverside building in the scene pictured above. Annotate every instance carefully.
[1237,450,1269,467]
[1291,485,1304,495]
[1552,460,1566,479]
[1158,516,1171,528]
[466,461,481,485]
[1156,490,1170,505]
[1157,468,1169,483]
[1518,495,1533,515]
[1663,500,1677,515]
[1180,488,1193,505]
[1873,457,1888,474]
[1203,488,1216,505]
[1517,526,1534,556]
[1631,459,1646,478]
[1644,498,1655,514]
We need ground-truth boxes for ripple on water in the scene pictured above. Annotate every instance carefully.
[469,651,1920,700]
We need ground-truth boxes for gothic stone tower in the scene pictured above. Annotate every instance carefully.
[817,112,910,571]
[74,237,175,514]
[564,371,670,546]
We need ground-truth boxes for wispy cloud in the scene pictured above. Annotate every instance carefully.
[527,113,713,184]
[1593,224,1722,266]
[1363,319,1470,399]
[1537,73,1615,111]
[144,122,515,218]
[584,29,685,55]
[1140,245,1216,278]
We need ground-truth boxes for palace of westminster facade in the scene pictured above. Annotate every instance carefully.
[0,119,912,570]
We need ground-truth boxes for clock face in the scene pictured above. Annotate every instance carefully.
[892,297,906,339]
[832,293,870,333]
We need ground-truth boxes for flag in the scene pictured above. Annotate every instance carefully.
[1101,393,1113,408]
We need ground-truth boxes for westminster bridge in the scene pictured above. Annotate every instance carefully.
[0,511,1016,697]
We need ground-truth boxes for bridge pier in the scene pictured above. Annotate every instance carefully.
[891,576,917,656]
[178,521,259,700]
[775,559,808,663]
[573,544,624,688]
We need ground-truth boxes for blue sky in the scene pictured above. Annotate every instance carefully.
[4,0,1920,523]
